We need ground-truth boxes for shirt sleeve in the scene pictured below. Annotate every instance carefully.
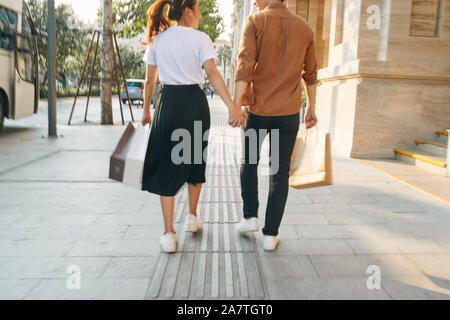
[302,39,318,85]
[235,16,257,83]
[199,33,218,65]
[143,41,157,66]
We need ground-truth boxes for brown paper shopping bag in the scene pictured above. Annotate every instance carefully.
[289,129,333,189]
[109,122,151,188]
[109,122,135,182]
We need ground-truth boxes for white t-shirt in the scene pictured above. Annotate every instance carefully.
[143,26,218,85]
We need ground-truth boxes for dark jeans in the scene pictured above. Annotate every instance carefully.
[240,111,300,236]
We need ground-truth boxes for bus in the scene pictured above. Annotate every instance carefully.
[0,0,39,131]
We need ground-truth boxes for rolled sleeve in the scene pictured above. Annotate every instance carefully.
[199,33,218,65]
[235,17,257,83]
[302,39,318,85]
[143,42,157,66]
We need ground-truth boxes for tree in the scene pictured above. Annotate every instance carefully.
[217,44,231,81]
[26,0,91,87]
[101,0,113,125]
[112,0,224,41]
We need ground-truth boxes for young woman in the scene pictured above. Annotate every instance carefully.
[140,0,247,253]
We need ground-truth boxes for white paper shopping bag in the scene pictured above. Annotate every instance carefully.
[122,123,151,189]
[289,128,333,189]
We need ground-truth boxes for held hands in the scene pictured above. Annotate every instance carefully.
[141,112,152,126]
[228,104,248,128]
[304,107,318,129]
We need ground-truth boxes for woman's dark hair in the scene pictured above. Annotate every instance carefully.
[146,0,197,44]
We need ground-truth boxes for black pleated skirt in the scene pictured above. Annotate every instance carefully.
[141,84,211,196]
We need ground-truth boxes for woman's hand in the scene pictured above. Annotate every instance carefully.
[141,112,152,126]
[228,105,248,128]
[304,108,318,129]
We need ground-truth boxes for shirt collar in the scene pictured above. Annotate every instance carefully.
[266,3,287,10]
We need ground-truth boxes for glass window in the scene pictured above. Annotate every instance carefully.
[0,6,18,50]
[126,82,144,88]
[16,34,33,82]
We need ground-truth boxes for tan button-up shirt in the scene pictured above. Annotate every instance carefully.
[235,3,318,116]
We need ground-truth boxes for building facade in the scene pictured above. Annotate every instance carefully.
[230,0,450,158]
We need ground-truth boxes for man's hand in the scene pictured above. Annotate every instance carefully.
[141,112,152,126]
[304,108,318,129]
[228,105,248,128]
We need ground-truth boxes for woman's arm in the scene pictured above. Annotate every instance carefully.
[203,59,247,128]
[141,64,158,126]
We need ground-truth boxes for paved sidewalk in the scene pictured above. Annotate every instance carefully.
[0,97,449,300]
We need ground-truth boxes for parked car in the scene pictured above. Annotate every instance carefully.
[121,79,144,105]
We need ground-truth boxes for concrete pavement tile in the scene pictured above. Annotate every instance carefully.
[285,194,313,204]
[393,237,448,254]
[65,239,161,257]
[256,239,354,256]
[373,223,450,245]
[294,225,383,239]
[0,151,111,182]
[331,186,387,196]
[308,195,379,204]
[350,203,425,214]
[26,278,151,300]
[381,274,450,299]
[265,276,392,300]
[14,214,99,225]
[0,225,128,240]
[406,253,450,276]
[0,279,40,299]
[282,214,330,225]
[289,186,336,196]
[309,254,424,276]
[0,257,111,278]
[388,211,450,224]
[102,257,159,279]
[324,213,389,224]
[0,214,23,225]
[0,240,76,257]
[307,195,346,204]
[259,255,317,277]
[95,214,164,226]
[284,203,356,214]
[123,226,166,240]
[345,239,403,254]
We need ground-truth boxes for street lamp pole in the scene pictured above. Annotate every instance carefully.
[47,0,57,137]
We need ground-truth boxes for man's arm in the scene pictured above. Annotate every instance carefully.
[302,39,318,129]
[233,80,248,107]
[234,17,256,108]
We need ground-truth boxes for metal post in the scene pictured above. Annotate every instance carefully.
[47,0,57,136]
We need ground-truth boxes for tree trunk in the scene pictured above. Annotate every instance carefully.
[101,0,113,124]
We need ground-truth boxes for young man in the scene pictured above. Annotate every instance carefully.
[234,0,318,250]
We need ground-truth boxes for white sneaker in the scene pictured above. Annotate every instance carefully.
[263,235,279,251]
[184,214,203,232]
[237,217,259,233]
[160,232,176,253]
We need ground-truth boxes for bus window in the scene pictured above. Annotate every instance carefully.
[0,6,18,50]
[15,34,33,83]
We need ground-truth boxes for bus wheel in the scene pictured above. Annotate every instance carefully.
[0,97,5,132]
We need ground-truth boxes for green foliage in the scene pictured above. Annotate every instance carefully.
[26,0,92,87]
[217,44,231,75]
[116,44,146,80]
[112,0,224,41]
